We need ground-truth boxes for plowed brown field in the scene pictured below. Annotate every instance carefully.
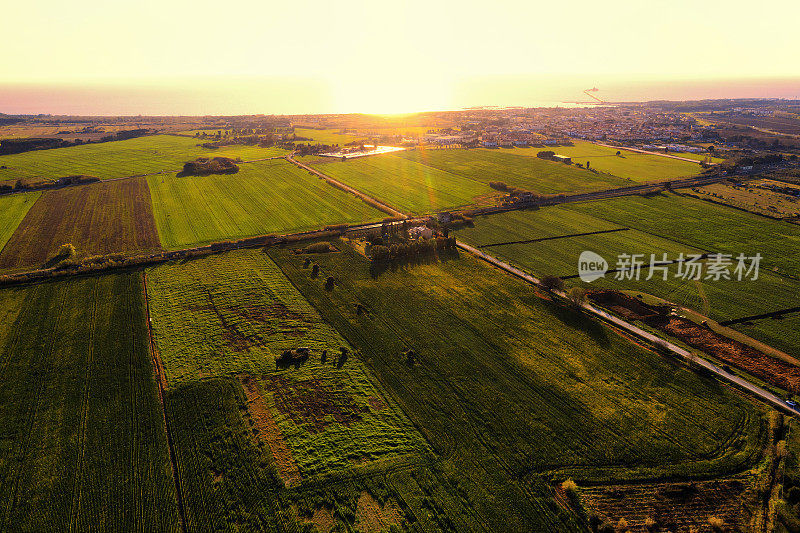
[0,178,160,270]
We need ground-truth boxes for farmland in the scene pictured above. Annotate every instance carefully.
[147,249,426,478]
[568,192,800,278]
[0,179,160,272]
[681,179,800,219]
[269,243,768,496]
[398,147,630,193]
[306,152,493,214]
[0,273,179,530]
[0,192,39,251]
[147,158,383,249]
[294,127,362,145]
[491,140,704,182]
[733,315,800,361]
[455,207,800,349]
[0,134,286,183]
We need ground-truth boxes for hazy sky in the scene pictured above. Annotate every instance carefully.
[3,0,800,114]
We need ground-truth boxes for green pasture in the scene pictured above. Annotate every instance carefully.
[0,134,286,182]
[147,158,383,249]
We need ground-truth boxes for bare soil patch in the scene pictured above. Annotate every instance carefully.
[238,375,302,487]
[0,178,160,271]
[588,289,800,392]
[367,396,387,410]
[660,316,800,392]
[262,375,368,433]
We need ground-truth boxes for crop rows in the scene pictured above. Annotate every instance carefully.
[0,274,179,530]
[455,202,800,353]
[147,249,425,478]
[0,178,161,272]
[147,158,383,248]
[493,140,703,182]
[0,191,39,252]
[306,152,492,214]
[569,191,800,278]
[268,243,767,484]
[397,147,630,193]
[0,134,285,182]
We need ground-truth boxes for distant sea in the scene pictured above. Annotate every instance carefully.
[2,76,799,116]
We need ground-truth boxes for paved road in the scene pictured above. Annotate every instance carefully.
[456,240,798,416]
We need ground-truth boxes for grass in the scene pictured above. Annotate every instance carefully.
[455,205,625,247]
[0,192,40,252]
[147,249,426,479]
[0,134,286,182]
[397,147,631,193]
[269,242,768,484]
[732,315,800,360]
[493,141,703,182]
[568,191,800,278]
[167,377,530,531]
[294,127,362,145]
[0,273,179,530]
[0,179,161,271]
[305,153,493,214]
[455,206,800,353]
[682,180,800,219]
[147,158,383,249]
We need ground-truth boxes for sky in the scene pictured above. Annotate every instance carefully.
[2,0,800,115]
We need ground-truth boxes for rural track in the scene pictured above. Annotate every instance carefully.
[284,155,407,218]
[455,240,800,417]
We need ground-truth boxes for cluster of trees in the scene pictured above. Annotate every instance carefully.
[1,175,100,195]
[0,129,151,156]
[289,143,340,156]
[721,152,784,171]
[179,157,240,176]
[370,236,457,263]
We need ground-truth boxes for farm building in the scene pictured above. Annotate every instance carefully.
[552,155,572,164]
[408,226,434,239]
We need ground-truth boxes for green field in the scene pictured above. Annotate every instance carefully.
[306,153,493,214]
[0,192,39,251]
[733,315,800,360]
[454,205,624,247]
[147,158,383,248]
[270,242,767,483]
[147,249,426,478]
[0,273,179,530]
[492,141,703,182]
[398,147,630,193]
[455,206,800,353]
[0,134,286,182]
[569,192,800,278]
[294,127,362,145]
